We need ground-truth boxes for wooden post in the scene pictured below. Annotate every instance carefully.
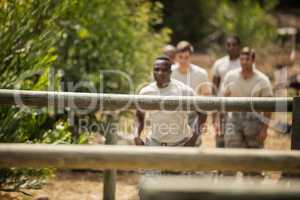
[286,97,300,178]
[291,97,300,150]
[103,114,118,200]
[140,176,300,200]
[1,145,300,172]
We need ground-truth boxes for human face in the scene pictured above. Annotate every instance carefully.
[240,54,254,70]
[153,60,171,88]
[177,51,191,67]
[226,38,240,59]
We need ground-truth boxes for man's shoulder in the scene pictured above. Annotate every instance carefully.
[254,69,271,83]
[253,69,273,96]
[226,68,240,76]
[139,82,157,94]
[223,68,240,80]
[214,55,228,66]
[171,79,195,95]
[190,64,207,76]
[171,79,189,88]
[171,64,179,71]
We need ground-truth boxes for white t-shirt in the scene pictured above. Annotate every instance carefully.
[212,55,240,82]
[221,68,273,97]
[171,63,209,95]
[139,79,195,143]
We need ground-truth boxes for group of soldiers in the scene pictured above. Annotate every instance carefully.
[134,36,273,152]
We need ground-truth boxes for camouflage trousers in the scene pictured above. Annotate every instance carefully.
[224,112,264,149]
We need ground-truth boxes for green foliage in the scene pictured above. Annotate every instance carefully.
[211,0,278,48]
[52,0,170,144]
[158,0,216,50]
[55,0,170,93]
[158,0,277,50]
[0,0,169,193]
[0,1,66,192]
[0,0,60,89]
[0,168,53,194]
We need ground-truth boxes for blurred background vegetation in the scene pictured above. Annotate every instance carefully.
[0,0,169,193]
[156,0,279,50]
[0,0,299,194]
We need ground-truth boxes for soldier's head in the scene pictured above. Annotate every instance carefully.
[153,56,172,88]
[163,44,176,64]
[240,47,255,70]
[226,36,241,59]
[176,41,193,68]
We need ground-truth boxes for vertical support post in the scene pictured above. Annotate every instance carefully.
[291,97,300,150]
[103,114,117,200]
[283,97,300,179]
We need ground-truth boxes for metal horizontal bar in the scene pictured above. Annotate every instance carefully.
[0,144,300,172]
[0,89,293,112]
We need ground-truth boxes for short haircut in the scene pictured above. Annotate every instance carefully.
[176,41,194,53]
[163,44,176,54]
[240,47,255,60]
[155,55,172,69]
[227,35,241,46]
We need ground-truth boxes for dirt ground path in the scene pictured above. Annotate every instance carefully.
[0,171,140,200]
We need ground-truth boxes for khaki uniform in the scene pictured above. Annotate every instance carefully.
[139,79,195,145]
[171,63,209,95]
[224,112,263,148]
[212,56,240,147]
[221,68,273,148]
[171,63,209,146]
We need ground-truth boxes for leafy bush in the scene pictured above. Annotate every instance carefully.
[211,0,278,48]
[0,0,65,192]
[0,0,169,193]
[156,0,216,50]
[157,0,278,50]
[52,0,170,141]
[55,0,170,93]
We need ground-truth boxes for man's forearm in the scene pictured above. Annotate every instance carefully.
[136,110,145,137]
[193,113,207,136]
[212,75,219,124]
[136,123,144,137]
[185,113,206,146]
[261,112,271,130]
[212,76,220,96]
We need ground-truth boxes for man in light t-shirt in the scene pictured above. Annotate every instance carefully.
[221,47,273,149]
[134,56,206,146]
[171,41,209,145]
[212,36,241,148]
[171,41,210,96]
[212,36,241,89]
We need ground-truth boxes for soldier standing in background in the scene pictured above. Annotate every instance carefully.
[171,41,211,96]
[212,36,241,148]
[171,41,210,146]
[221,47,272,151]
[220,47,273,176]
[134,56,206,147]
